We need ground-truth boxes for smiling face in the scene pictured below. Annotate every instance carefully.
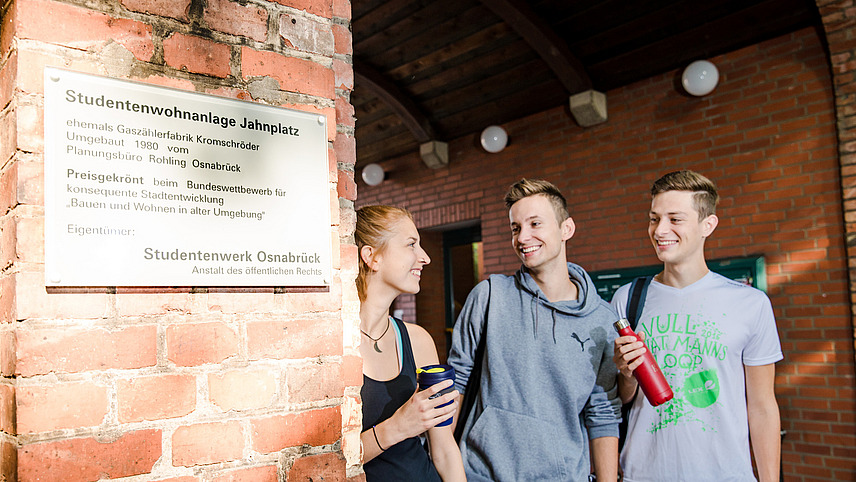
[371,217,431,295]
[509,194,575,274]
[649,190,718,269]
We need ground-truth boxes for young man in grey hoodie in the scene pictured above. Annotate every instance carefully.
[448,179,621,481]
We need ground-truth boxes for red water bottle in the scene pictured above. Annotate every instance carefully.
[614,319,674,406]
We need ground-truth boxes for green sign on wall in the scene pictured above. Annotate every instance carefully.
[589,256,766,302]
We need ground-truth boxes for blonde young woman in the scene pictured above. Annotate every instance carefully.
[357,205,465,482]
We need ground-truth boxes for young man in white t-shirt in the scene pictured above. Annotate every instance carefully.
[611,170,782,481]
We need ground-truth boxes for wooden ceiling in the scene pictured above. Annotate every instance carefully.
[351,0,822,169]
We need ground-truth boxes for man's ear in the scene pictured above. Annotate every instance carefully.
[360,245,379,271]
[702,214,719,238]
[561,216,576,241]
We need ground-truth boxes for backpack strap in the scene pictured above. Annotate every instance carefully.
[454,278,489,443]
[626,275,654,330]
[618,275,655,452]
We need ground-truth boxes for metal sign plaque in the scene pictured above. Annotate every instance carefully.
[44,67,332,287]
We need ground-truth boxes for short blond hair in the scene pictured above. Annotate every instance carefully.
[504,178,569,223]
[651,170,719,219]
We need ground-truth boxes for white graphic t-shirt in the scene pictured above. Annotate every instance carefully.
[611,271,782,482]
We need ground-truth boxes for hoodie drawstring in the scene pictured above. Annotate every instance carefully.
[552,309,557,344]
[531,293,539,339]
[531,292,559,344]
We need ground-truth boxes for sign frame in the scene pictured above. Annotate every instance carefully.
[43,67,333,288]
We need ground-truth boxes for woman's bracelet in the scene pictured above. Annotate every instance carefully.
[372,425,386,451]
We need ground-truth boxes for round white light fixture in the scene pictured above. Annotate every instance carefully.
[361,163,385,186]
[682,60,719,97]
[480,125,508,153]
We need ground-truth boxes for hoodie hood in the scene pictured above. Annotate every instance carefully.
[515,262,606,341]
[515,262,604,316]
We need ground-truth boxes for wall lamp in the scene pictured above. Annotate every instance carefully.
[480,125,508,153]
[361,163,385,186]
[682,60,719,96]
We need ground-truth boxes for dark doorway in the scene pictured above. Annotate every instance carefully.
[441,225,482,359]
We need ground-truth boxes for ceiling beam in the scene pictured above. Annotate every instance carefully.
[479,0,591,93]
[354,62,436,144]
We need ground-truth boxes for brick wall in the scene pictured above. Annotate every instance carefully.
[357,26,856,481]
[1,0,363,480]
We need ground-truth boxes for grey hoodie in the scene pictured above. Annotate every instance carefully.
[448,262,621,481]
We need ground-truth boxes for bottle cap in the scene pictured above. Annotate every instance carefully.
[416,364,454,388]
[614,319,630,331]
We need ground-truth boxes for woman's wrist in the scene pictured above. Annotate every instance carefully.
[374,420,396,451]
[372,424,386,451]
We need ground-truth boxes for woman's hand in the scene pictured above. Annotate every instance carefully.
[397,379,459,437]
[383,379,459,442]
[613,332,647,379]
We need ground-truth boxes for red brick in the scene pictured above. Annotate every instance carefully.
[16,158,40,207]
[342,391,361,427]
[212,465,278,482]
[338,169,357,201]
[16,325,157,376]
[279,13,334,56]
[247,317,342,360]
[251,406,341,453]
[166,322,239,367]
[16,214,42,263]
[343,354,362,387]
[287,453,345,482]
[331,188,341,226]
[283,279,343,313]
[0,215,15,279]
[333,133,355,167]
[115,292,193,316]
[0,109,15,169]
[163,32,231,78]
[139,74,197,91]
[18,429,161,481]
[118,374,196,422]
[332,0,351,20]
[0,439,15,482]
[15,271,111,320]
[17,0,154,61]
[206,291,277,314]
[336,94,355,128]
[208,368,277,411]
[0,55,15,122]
[205,0,268,42]
[173,421,243,467]
[16,101,42,154]
[18,382,109,433]
[0,1,16,58]
[120,0,190,21]
[242,46,334,99]
[332,24,352,56]
[287,362,344,403]
[0,383,13,435]
[0,328,14,376]
[206,84,253,101]
[269,0,332,19]
[333,58,353,91]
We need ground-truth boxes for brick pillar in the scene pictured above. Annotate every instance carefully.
[0,0,362,480]
[817,0,856,369]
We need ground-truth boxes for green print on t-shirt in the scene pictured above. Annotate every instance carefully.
[683,369,720,408]
[638,314,729,432]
